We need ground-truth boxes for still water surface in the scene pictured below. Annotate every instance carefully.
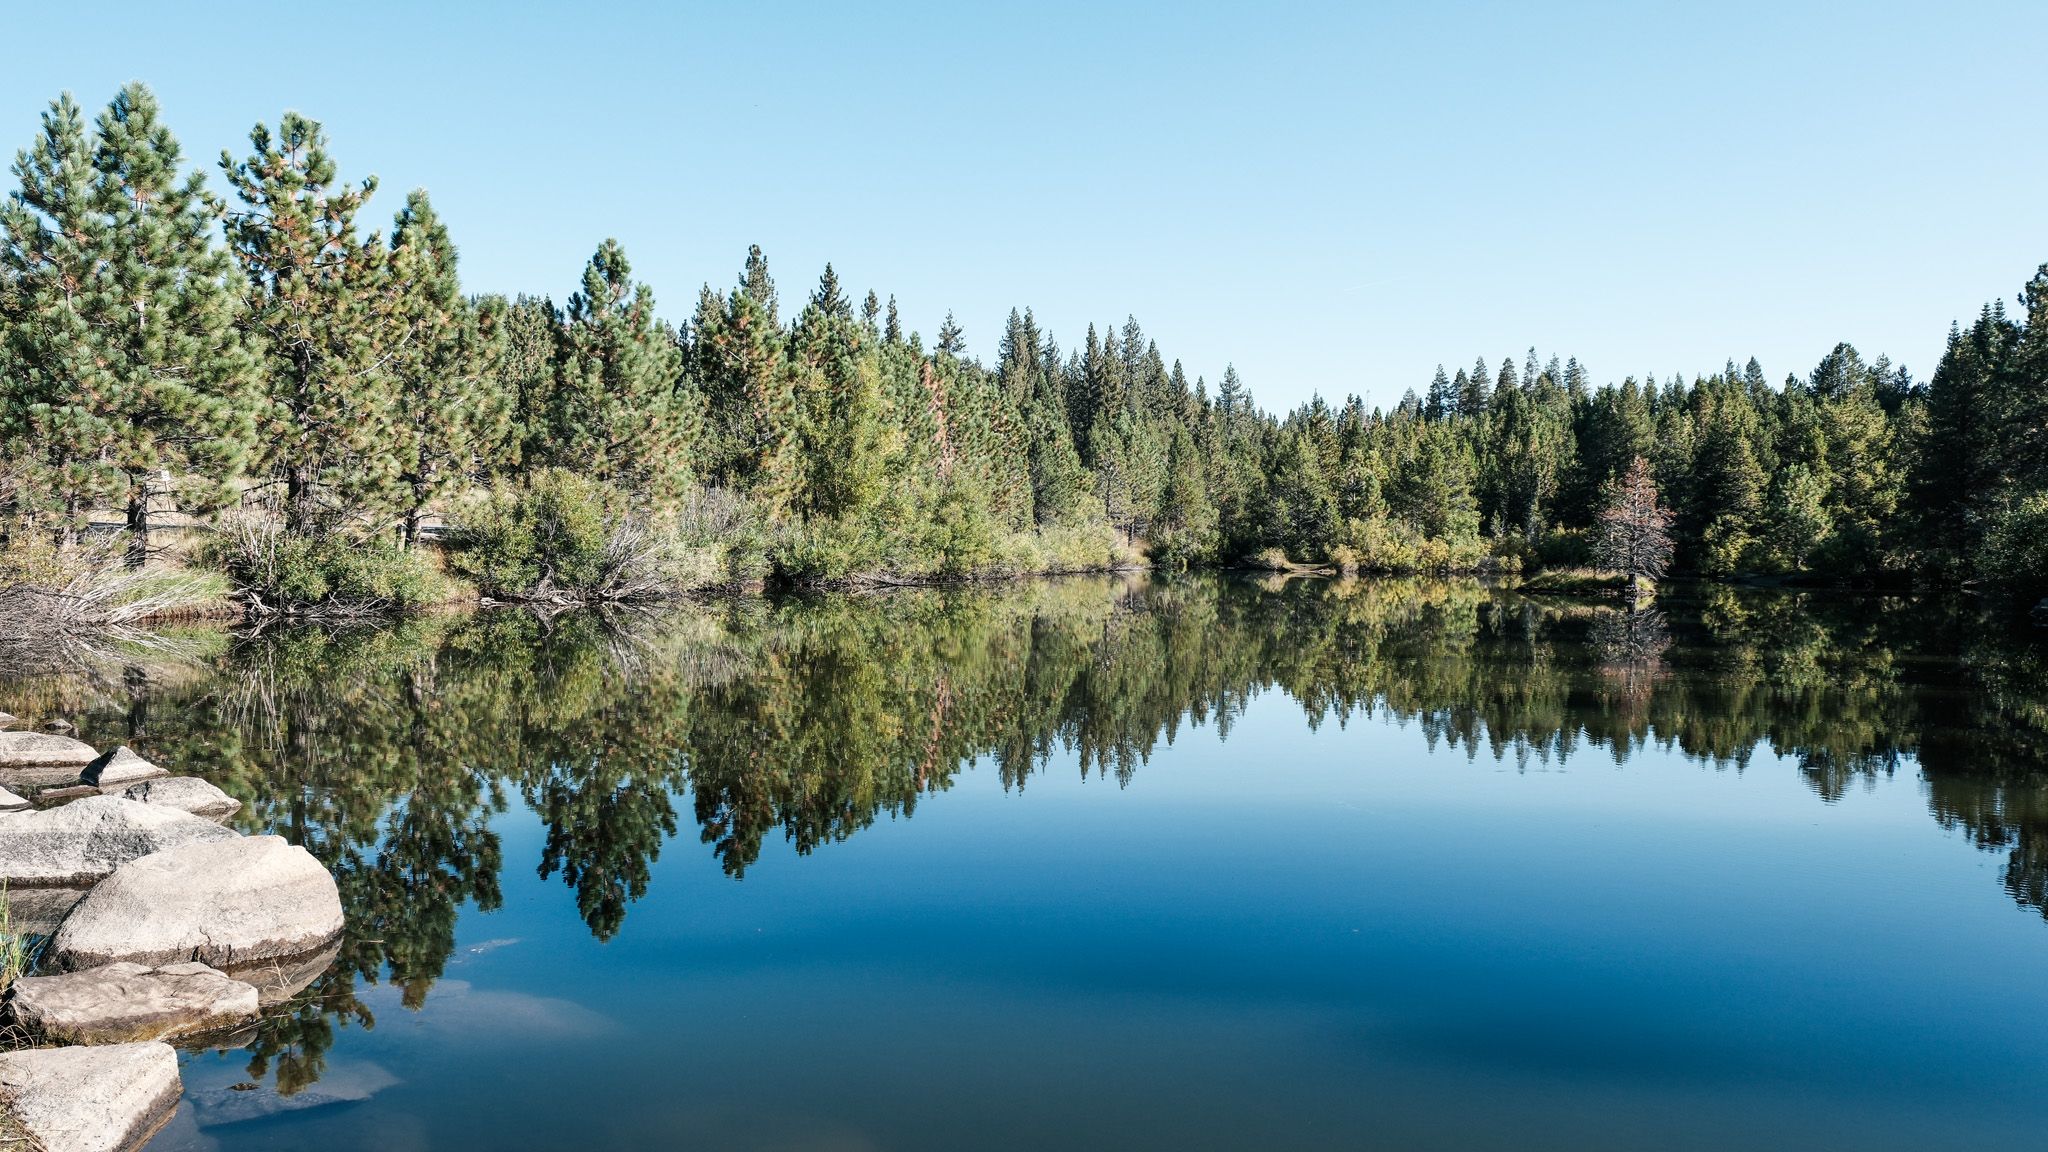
[9,575,2048,1151]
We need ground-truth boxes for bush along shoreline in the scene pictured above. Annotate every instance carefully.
[4,83,2047,628]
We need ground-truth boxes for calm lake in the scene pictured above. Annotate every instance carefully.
[9,574,2048,1151]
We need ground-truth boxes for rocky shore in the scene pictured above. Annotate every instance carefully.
[0,713,342,1152]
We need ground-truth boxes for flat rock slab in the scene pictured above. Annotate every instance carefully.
[0,1041,181,1152]
[0,732,96,768]
[50,835,344,974]
[0,796,237,887]
[9,961,260,1046]
[79,748,163,790]
[120,777,240,820]
[0,787,28,813]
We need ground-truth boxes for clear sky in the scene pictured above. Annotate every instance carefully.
[5,0,2044,410]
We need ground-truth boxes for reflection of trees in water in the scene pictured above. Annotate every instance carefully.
[1592,605,1671,721]
[14,575,2048,1094]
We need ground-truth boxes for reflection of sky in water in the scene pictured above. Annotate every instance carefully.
[156,690,2048,1150]
[13,578,2030,1151]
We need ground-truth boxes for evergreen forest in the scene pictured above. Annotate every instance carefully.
[4,85,2045,612]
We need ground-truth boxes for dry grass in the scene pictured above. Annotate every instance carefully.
[0,536,233,675]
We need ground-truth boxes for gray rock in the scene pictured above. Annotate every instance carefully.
[0,785,28,813]
[50,835,344,975]
[0,885,86,936]
[0,712,15,730]
[0,731,97,768]
[0,1041,181,1152]
[119,776,240,820]
[40,720,75,734]
[79,747,164,789]
[0,796,236,887]
[9,961,259,1046]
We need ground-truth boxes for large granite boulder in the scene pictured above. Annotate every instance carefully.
[0,1041,181,1152]
[8,961,259,1045]
[120,776,240,820]
[78,748,164,790]
[0,796,237,887]
[49,835,344,974]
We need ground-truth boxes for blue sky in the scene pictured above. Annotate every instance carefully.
[6,0,2044,409]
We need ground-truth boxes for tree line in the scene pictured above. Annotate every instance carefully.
[3,84,2044,600]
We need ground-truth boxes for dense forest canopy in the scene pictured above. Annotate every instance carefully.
[3,84,2045,601]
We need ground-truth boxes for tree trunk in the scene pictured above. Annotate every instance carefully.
[124,477,151,569]
[286,464,313,535]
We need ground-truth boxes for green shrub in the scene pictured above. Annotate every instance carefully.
[451,470,753,600]
[207,515,445,615]
[450,469,622,598]
[1029,521,1128,574]
[1342,517,1488,574]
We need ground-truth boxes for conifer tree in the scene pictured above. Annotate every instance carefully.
[0,85,258,558]
[1153,425,1217,566]
[1767,463,1830,570]
[936,311,965,356]
[741,243,778,326]
[388,190,508,546]
[221,111,401,534]
[498,294,561,477]
[545,239,696,498]
[1425,366,1453,421]
[787,265,885,521]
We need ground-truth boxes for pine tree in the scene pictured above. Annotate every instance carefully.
[787,265,885,521]
[1425,366,1453,421]
[1460,357,1490,416]
[936,311,965,356]
[1152,424,1217,566]
[1767,463,1830,571]
[388,190,508,546]
[544,239,696,498]
[691,252,792,493]
[0,85,258,558]
[221,111,401,534]
[741,243,778,326]
[1263,427,1338,560]
[498,294,562,477]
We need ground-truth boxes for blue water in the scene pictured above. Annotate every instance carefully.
[19,576,2044,1150]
